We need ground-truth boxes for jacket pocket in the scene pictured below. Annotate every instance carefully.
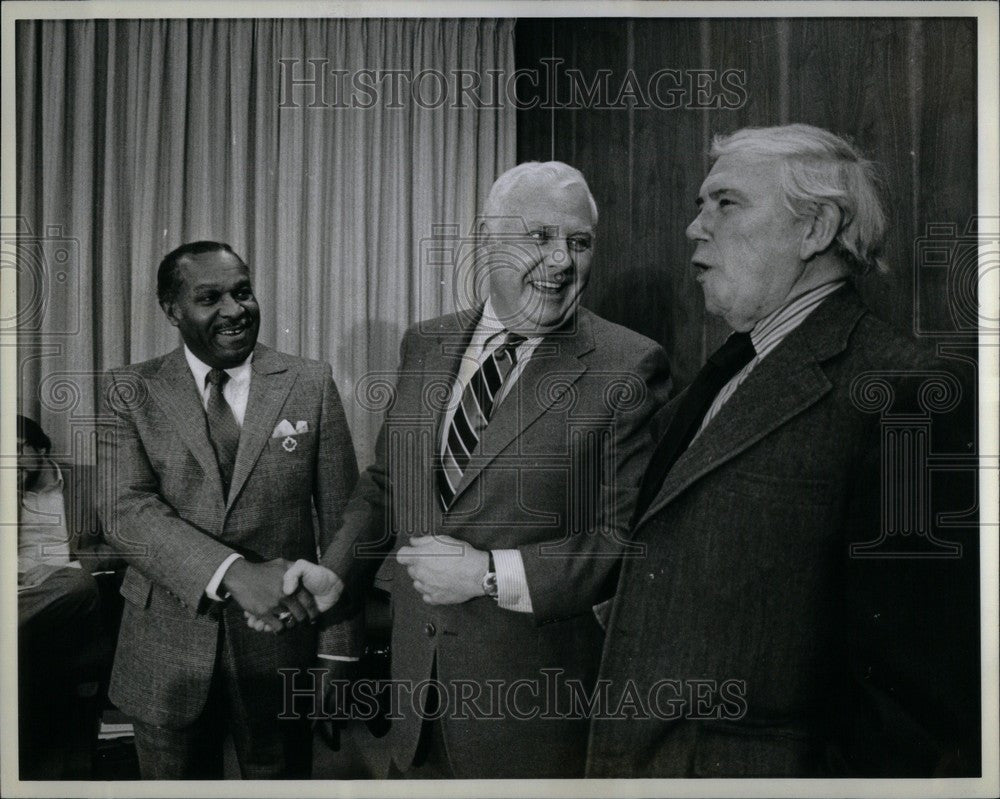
[693,720,814,777]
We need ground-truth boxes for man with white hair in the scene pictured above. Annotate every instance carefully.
[268,161,671,778]
[586,124,979,777]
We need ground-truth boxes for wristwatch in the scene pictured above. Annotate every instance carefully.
[482,550,499,599]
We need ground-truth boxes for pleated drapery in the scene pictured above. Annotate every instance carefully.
[15,18,516,465]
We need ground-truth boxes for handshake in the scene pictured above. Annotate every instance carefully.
[220,558,344,633]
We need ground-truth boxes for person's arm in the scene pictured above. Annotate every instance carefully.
[312,363,361,560]
[315,331,417,656]
[518,342,673,623]
[830,365,980,776]
[309,362,362,658]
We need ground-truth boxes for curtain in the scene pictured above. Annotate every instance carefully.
[15,18,516,466]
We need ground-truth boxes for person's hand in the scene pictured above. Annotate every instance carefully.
[396,535,489,605]
[243,560,343,632]
[224,558,319,632]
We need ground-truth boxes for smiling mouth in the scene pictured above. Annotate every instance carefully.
[215,321,251,338]
[529,278,566,295]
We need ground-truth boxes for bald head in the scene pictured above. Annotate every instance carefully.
[484,161,598,226]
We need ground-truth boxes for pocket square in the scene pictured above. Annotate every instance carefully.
[272,419,296,437]
[295,421,309,434]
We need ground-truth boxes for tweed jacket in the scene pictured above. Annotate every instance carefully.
[98,343,358,728]
[587,286,979,777]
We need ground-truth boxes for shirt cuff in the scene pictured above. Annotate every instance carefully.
[318,654,361,662]
[493,549,533,613]
[205,553,243,602]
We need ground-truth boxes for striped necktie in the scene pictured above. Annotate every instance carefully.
[438,331,526,509]
[205,368,241,499]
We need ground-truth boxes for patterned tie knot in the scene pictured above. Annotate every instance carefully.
[206,368,229,389]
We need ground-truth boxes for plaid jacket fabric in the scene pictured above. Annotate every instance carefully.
[97,343,358,728]
[321,307,672,778]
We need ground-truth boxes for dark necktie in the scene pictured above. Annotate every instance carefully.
[631,332,756,524]
[205,368,241,499]
[438,331,527,509]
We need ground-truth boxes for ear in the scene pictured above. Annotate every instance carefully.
[160,299,181,327]
[477,218,494,247]
[799,202,841,261]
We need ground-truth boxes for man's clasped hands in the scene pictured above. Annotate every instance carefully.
[236,533,492,633]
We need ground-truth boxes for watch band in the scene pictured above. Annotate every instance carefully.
[482,550,499,599]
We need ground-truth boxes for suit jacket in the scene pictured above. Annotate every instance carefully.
[322,306,671,778]
[98,343,358,728]
[587,286,980,777]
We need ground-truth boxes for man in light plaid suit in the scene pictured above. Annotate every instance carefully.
[98,241,358,778]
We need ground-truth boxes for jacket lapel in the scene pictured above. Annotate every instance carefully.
[449,311,596,505]
[421,310,480,531]
[635,285,868,526]
[226,344,297,511]
[151,348,223,497]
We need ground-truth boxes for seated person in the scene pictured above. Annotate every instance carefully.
[17,414,104,778]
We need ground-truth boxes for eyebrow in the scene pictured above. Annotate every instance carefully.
[695,187,746,206]
[192,277,251,290]
[525,223,594,235]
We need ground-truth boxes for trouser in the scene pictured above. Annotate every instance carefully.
[131,621,312,779]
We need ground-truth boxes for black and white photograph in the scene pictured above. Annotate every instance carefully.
[1,1,997,796]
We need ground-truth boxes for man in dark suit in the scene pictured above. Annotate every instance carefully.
[269,162,672,777]
[587,124,979,777]
[97,241,358,778]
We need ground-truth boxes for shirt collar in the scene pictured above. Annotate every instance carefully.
[478,297,553,342]
[749,279,847,351]
[477,297,507,339]
[183,346,254,391]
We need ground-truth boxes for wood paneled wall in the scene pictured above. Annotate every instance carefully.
[515,18,978,389]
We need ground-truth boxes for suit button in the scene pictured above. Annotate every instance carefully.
[424,622,436,637]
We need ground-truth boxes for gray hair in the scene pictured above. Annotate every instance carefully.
[483,161,599,226]
[711,124,887,274]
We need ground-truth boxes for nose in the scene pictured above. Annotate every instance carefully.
[686,211,708,242]
[540,238,573,274]
[218,292,243,317]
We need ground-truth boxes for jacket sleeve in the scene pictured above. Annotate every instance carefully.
[519,341,673,623]
[829,360,981,776]
[318,330,414,654]
[312,363,360,557]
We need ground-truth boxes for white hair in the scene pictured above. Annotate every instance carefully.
[484,161,598,225]
[711,124,888,275]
